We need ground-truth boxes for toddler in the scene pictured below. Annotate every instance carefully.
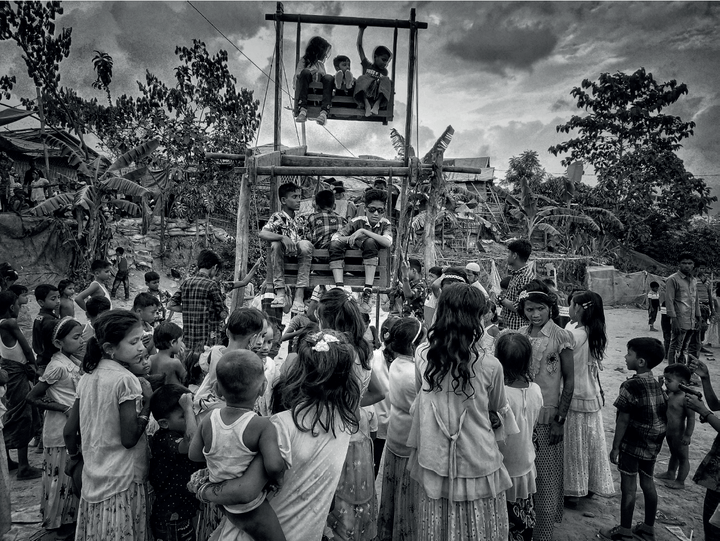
[647,281,660,332]
[133,292,162,354]
[57,279,76,318]
[145,271,173,324]
[150,322,187,386]
[332,54,355,95]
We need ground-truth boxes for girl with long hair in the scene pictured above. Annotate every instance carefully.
[294,36,334,125]
[407,283,518,540]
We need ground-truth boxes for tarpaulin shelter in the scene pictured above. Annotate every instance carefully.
[587,265,666,307]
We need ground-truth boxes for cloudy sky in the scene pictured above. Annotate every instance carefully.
[1,1,719,199]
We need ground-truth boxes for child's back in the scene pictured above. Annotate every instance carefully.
[150,351,186,387]
[59,297,75,318]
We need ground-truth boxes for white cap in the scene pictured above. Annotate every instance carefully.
[465,262,481,273]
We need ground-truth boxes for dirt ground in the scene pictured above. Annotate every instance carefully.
[4,270,714,540]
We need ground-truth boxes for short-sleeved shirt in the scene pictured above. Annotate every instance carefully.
[505,262,535,331]
[614,371,667,461]
[332,216,393,245]
[32,308,59,366]
[30,178,49,202]
[305,211,346,249]
[149,428,202,523]
[40,352,81,447]
[170,275,227,353]
[390,278,427,320]
[262,210,307,244]
[665,270,699,330]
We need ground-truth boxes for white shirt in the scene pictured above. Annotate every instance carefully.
[40,352,81,447]
[370,349,390,439]
[471,280,489,298]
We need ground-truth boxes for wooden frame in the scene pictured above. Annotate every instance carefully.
[283,249,390,288]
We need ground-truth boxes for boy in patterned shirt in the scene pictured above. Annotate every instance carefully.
[305,189,346,250]
[601,337,667,541]
[145,271,173,325]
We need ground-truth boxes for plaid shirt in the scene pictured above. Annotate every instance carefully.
[390,278,427,320]
[306,211,346,249]
[504,262,535,330]
[170,275,227,352]
[614,371,667,460]
[332,216,393,244]
[262,210,307,244]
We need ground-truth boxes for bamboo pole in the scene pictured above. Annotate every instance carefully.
[204,152,246,161]
[273,2,284,152]
[36,86,50,178]
[423,151,444,274]
[265,12,428,29]
[231,162,252,311]
[403,9,417,167]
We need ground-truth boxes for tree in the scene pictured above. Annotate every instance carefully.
[92,50,113,105]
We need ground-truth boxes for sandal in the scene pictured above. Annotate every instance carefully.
[270,295,286,308]
[291,300,306,314]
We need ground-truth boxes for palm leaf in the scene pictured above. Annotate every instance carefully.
[26,192,75,216]
[106,139,160,172]
[389,128,415,159]
[422,125,454,164]
[101,175,150,198]
[550,213,601,232]
[534,222,561,236]
[41,133,92,176]
[109,198,142,216]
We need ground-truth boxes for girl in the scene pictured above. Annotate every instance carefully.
[563,291,614,501]
[371,316,399,478]
[354,26,393,117]
[516,280,575,541]
[407,283,518,541]
[377,317,424,541]
[495,333,544,541]
[27,317,83,539]
[191,330,360,541]
[318,288,384,541]
[294,36,334,126]
[63,310,153,541]
[252,320,279,417]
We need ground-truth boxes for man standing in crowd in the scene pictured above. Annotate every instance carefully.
[497,239,535,331]
[465,262,489,298]
[695,261,715,352]
[665,252,701,364]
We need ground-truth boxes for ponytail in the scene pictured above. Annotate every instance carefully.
[83,336,103,373]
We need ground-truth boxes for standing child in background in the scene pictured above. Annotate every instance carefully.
[647,281,660,332]
[75,260,113,312]
[333,54,355,94]
[8,284,33,345]
[188,350,287,541]
[251,320,278,417]
[281,311,311,353]
[32,284,60,370]
[563,291,615,504]
[600,338,667,541]
[495,333,544,541]
[57,280,76,318]
[354,26,393,117]
[132,292,162,355]
[29,169,49,206]
[294,36,334,126]
[149,322,187,386]
[144,271,172,325]
[26,317,83,539]
[111,247,130,301]
[77,297,111,362]
[148,384,202,541]
[655,364,695,489]
[422,266,442,324]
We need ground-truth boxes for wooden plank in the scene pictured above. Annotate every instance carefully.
[281,155,404,168]
[265,12,428,30]
[251,166,410,176]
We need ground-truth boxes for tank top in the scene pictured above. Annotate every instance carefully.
[92,280,113,310]
[205,409,257,484]
[0,319,27,364]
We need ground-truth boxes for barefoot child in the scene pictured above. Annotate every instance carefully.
[601,338,667,541]
[150,322,187,386]
[655,363,695,489]
[189,350,287,541]
[57,280,75,318]
[75,260,113,312]
[26,317,83,538]
[111,247,130,301]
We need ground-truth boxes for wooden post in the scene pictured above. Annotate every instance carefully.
[273,2,284,152]
[423,151,444,275]
[403,9,417,167]
[392,157,417,283]
[36,86,50,177]
[232,163,252,310]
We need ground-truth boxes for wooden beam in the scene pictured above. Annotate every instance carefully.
[265,12,428,29]
[273,2,284,151]
[233,166,411,177]
[424,150,444,274]
[231,163,252,311]
[403,9,417,167]
[281,155,404,168]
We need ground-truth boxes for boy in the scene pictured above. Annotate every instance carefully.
[111,246,130,301]
[329,189,393,310]
[8,284,32,344]
[188,350,286,541]
[193,307,267,414]
[602,337,667,541]
[332,54,354,95]
[423,266,443,323]
[29,169,49,206]
[259,182,313,313]
[150,322,187,386]
[77,296,111,360]
[388,258,426,320]
[75,260,113,312]
[145,271,173,324]
[655,364,695,489]
[250,324,278,417]
[57,279,76,318]
[305,189,346,250]
[133,292,162,354]
[647,281,660,332]
[149,384,202,541]
[32,284,60,370]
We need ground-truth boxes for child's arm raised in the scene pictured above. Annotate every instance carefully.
[689,357,720,411]
[119,378,153,449]
[609,411,631,464]
[74,283,99,311]
[356,26,367,62]
[177,392,198,454]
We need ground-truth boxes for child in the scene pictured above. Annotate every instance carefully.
[601,337,667,541]
[329,189,393,310]
[8,186,28,212]
[133,292,162,354]
[332,54,355,95]
[497,275,511,328]
[26,317,82,537]
[57,279,76,318]
[75,259,113,312]
[655,363,695,489]
[353,26,393,116]
[0,291,40,480]
[150,322,187,386]
[495,332,544,541]
[281,311,311,353]
[377,318,425,541]
[259,182,313,313]
[189,350,287,541]
[305,189,346,250]
[251,321,278,417]
[148,384,202,541]
[32,283,60,370]
[29,169,49,206]
[422,265,442,324]
[78,296,111,361]
[63,310,153,540]
[647,281,660,332]
[294,36,334,125]
[563,290,615,503]
[369,316,398,478]
[144,271,173,324]
[8,284,33,345]
[111,246,130,301]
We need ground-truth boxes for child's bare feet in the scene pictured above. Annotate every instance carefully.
[663,479,685,489]
[654,471,675,480]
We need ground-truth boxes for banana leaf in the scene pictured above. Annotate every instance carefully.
[389,128,415,159]
[41,133,92,177]
[101,175,150,198]
[74,185,95,213]
[109,198,142,216]
[26,192,75,216]
[106,139,160,172]
[422,125,454,164]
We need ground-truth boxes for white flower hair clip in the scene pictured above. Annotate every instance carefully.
[518,290,530,300]
[311,332,340,352]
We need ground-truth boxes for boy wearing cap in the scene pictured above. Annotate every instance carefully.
[465,262,489,298]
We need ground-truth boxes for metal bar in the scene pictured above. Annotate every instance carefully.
[273,2,284,151]
[265,12,428,29]
[391,25,398,96]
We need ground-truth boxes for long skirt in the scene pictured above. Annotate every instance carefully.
[507,496,535,541]
[416,484,508,541]
[533,423,564,541]
[1,358,37,449]
[0,436,11,537]
[564,410,615,497]
[42,445,79,529]
[74,482,149,541]
[377,451,420,541]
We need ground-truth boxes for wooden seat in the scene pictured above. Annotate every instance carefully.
[304,82,393,125]
[283,248,390,288]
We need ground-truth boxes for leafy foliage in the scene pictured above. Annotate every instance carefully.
[92,50,113,105]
